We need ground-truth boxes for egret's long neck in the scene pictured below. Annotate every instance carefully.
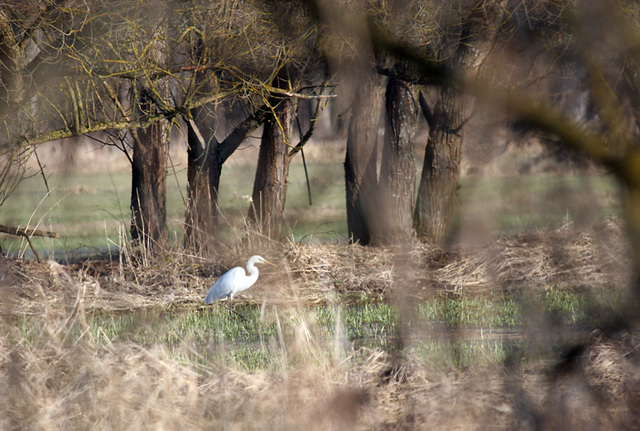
[239,263,259,292]
[246,263,259,280]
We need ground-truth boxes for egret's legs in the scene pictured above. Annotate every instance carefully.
[225,297,247,321]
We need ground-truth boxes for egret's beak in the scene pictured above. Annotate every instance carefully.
[263,259,275,266]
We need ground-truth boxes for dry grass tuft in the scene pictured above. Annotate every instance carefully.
[284,218,628,304]
[415,218,628,295]
[512,331,640,430]
[2,217,629,315]
[284,242,395,304]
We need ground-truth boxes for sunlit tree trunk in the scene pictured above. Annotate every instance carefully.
[345,74,385,245]
[184,107,221,253]
[129,19,172,252]
[0,9,22,115]
[130,82,170,250]
[248,92,297,238]
[376,77,418,245]
[413,0,476,246]
[414,87,463,245]
[184,100,269,250]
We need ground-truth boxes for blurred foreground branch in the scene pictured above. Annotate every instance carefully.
[369,11,640,293]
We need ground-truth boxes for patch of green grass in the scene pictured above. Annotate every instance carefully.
[417,294,520,329]
[12,285,625,372]
[538,287,625,327]
[315,303,397,340]
[411,338,516,370]
[82,305,399,370]
[1,163,619,257]
[78,288,622,371]
[226,346,272,371]
[0,162,348,256]
[414,288,625,331]
[458,174,619,233]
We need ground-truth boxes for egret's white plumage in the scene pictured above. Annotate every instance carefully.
[204,255,273,306]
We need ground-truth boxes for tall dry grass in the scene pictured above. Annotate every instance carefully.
[1,219,639,430]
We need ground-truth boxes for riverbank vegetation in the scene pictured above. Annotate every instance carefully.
[2,218,635,429]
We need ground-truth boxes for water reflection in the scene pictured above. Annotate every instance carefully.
[86,305,591,370]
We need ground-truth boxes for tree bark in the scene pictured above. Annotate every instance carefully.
[184,102,269,251]
[344,74,385,245]
[130,83,170,250]
[414,87,463,245]
[184,108,221,252]
[0,8,22,113]
[377,77,418,245]
[248,94,297,239]
[129,18,172,252]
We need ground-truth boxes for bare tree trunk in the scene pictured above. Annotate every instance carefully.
[414,87,463,245]
[345,74,385,245]
[248,93,297,238]
[0,8,22,113]
[128,18,172,252]
[184,101,269,251]
[377,77,418,245]
[184,108,221,253]
[130,83,170,250]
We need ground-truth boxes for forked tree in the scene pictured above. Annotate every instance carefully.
[413,86,464,245]
[127,12,173,251]
[184,100,269,251]
[338,1,469,246]
[344,72,419,246]
[244,1,325,241]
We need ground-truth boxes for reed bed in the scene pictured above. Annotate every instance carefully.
[1,218,638,430]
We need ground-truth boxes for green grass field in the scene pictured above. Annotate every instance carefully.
[0,161,619,259]
[0,161,347,258]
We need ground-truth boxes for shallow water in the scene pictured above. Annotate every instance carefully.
[85,304,592,370]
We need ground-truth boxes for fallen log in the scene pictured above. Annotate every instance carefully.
[0,224,59,262]
[0,224,59,239]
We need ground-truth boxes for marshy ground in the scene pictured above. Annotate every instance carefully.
[2,218,638,430]
[1,137,635,428]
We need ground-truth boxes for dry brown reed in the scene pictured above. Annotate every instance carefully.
[3,217,629,314]
[1,218,638,430]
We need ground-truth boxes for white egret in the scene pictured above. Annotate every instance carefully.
[204,255,274,320]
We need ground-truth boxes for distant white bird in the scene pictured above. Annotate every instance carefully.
[204,255,274,319]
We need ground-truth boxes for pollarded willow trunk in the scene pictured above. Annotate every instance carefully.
[0,9,22,119]
[129,20,171,253]
[184,100,269,251]
[344,74,385,245]
[247,94,297,239]
[184,108,222,253]
[414,87,463,245]
[376,77,418,245]
[130,83,170,250]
